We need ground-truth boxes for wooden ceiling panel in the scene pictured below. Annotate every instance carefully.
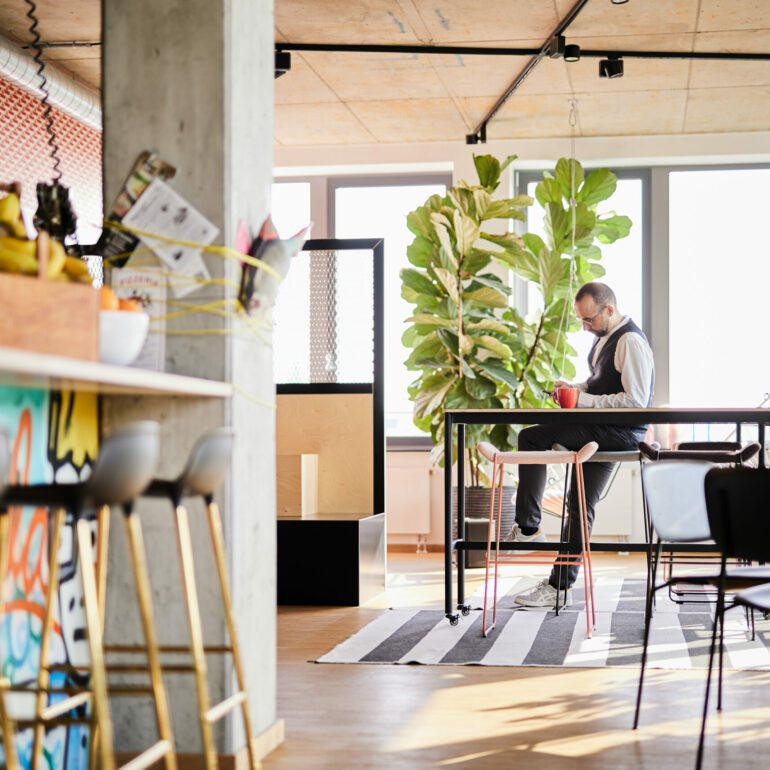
[684,86,770,133]
[690,30,770,88]
[434,51,572,100]
[275,0,421,44]
[274,103,375,146]
[407,0,560,43]
[697,0,770,32]
[577,90,689,136]
[472,93,580,140]
[50,57,101,89]
[567,0,699,37]
[300,51,449,100]
[347,98,470,142]
[0,0,99,44]
[275,54,340,105]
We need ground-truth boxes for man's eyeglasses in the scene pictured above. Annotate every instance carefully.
[579,306,606,325]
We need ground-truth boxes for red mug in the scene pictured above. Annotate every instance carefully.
[555,387,579,409]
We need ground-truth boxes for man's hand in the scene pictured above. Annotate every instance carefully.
[553,380,571,390]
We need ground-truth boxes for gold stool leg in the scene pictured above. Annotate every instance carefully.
[89,504,110,770]
[0,513,20,770]
[123,512,178,770]
[205,500,261,770]
[30,507,66,770]
[77,517,116,770]
[174,504,216,770]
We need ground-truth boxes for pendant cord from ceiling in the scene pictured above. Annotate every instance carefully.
[23,0,62,182]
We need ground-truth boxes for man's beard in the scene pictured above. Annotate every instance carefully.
[592,328,608,338]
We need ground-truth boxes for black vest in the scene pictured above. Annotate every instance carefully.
[586,318,653,433]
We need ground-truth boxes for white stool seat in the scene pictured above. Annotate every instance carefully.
[479,441,599,639]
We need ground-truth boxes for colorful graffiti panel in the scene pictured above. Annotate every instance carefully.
[1,387,98,769]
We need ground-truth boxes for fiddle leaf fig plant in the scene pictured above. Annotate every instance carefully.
[401,154,632,485]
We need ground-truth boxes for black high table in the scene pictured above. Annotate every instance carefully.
[443,407,770,624]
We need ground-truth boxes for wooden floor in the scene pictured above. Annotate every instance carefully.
[263,552,770,769]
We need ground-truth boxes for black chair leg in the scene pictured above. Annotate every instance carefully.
[555,465,571,616]
[697,561,726,769]
[717,599,725,712]
[634,539,662,729]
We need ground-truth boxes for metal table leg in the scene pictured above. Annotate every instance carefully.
[444,412,458,624]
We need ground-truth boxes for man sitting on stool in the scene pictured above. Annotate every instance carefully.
[512,281,655,608]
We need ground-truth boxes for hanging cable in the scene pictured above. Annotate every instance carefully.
[24,0,62,182]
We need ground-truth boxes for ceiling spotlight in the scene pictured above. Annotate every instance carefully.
[275,50,291,78]
[564,44,581,63]
[599,56,624,78]
[611,0,630,4]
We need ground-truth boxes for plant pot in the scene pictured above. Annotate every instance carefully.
[452,486,516,568]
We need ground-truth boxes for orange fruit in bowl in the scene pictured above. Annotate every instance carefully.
[118,297,143,312]
[100,286,119,310]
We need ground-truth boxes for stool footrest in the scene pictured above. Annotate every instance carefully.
[105,663,196,674]
[204,691,247,723]
[118,740,174,770]
[41,691,91,721]
[105,643,234,655]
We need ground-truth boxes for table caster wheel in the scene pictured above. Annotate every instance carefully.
[460,604,471,616]
[448,614,460,626]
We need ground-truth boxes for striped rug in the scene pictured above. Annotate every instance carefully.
[317,577,770,668]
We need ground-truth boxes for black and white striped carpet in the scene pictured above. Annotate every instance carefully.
[317,577,770,668]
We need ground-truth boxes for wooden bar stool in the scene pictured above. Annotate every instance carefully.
[0,421,176,770]
[106,428,259,770]
[477,440,599,638]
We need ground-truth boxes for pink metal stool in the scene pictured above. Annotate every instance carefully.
[477,440,599,638]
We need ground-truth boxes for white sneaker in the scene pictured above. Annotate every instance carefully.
[514,579,572,608]
[509,524,547,543]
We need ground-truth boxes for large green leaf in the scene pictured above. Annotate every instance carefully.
[483,195,533,221]
[413,378,453,420]
[472,188,491,219]
[535,177,563,207]
[473,153,516,190]
[578,167,617,206]
[462,250,492,275]
[545,202,570,253]
[522,232,546,257]
[477,335,513,358]
[406,235,436,267]
[453,209,480,256]
[538,251,565,305]
[554,158,585,200]
[465,318,510,334]
[477,360,519,389]
[401,267,441,297]
[465,373,497,400]
[466,273,511,295]
[433,266,460,303]
[463,286,509,308]
[595,214,632,243]
[406,313,453,327]
[437,327,460,356]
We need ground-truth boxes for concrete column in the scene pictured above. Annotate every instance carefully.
[101,0,278,760]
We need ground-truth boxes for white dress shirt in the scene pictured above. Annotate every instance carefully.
[576,317,654,409]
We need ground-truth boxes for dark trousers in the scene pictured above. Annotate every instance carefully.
[515,423,644,589]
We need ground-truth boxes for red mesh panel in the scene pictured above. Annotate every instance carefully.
[0,76,102,241]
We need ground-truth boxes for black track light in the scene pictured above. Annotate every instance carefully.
[564,44,581,63]
[599,56,624,78]
[275,50,291,78]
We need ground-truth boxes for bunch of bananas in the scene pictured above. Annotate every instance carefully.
[0,190,90,282]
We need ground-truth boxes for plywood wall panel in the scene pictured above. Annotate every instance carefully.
[277,393,374,514]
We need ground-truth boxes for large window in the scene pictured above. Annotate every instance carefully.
[669,167,770,410]
[520,170,648,383]
[331,176,450,436]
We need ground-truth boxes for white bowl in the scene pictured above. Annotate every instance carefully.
[99,310,149,366]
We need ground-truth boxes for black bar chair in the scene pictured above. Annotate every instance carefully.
[0,421,176,770]
[697,467,770,769]
[104,428,259,770]
[639,440,761,608]
[633,461,770,733]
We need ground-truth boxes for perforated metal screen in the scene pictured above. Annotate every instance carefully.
[273,248,375,384]
[0,77,103,245]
